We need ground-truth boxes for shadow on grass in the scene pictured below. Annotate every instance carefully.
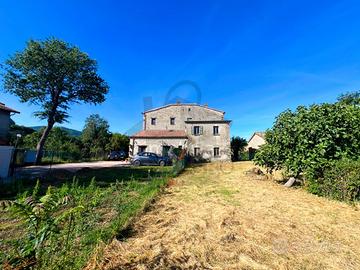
[0,166,172,200]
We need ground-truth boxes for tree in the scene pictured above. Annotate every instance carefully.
[22,127,82,160]
[8,124,35,146]
[230,136,247,161]
[2,38,109,164]
[107,133,129,153]
[254,92,360,179]
[81,114,111,158]
[338,90,360,105]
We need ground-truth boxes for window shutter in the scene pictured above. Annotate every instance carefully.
[191,126,194,135]
[200,126,203,135]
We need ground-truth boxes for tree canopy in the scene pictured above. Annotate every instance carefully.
[230,136,248,161]
[81,114,111,157]
[2,38,109,163]
[254,91,360,179]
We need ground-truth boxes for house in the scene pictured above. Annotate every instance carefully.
[129,103,231,161]
[246,132,266,160]
[0,102,19,180]
[0,102,20,145]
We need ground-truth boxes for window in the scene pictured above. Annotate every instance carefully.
[170,117,175,125]
[193,126,202,135]
[214,147,220,157]
[213,126,219,135]
[194,147,200,156]
[138,146,147,153]
[151,118,156,125]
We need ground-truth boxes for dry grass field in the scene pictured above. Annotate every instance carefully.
[86,162,360,270]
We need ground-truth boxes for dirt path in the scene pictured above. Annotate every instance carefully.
[87,162,360,270]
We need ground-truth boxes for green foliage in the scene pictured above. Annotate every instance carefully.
[307,159,360,201]
[81,114,111,158]
[1,163,179,269]
[254,96,360,178]
[21,127,82,161]
[2,38,109,163]
[107,133,129,152]
[1,186,82,268]
[338,90,360,105]
[230,136,248,161]
[8,124,35,146]
[3,38,109,123]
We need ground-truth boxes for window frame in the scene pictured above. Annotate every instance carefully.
[170,117,175,125]
[214,147,220,157]
[194,147,200,156]
[193,126,203,136]
[151,117,156,125]
[213,126,219,136]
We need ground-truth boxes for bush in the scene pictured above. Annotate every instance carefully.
[254,94,360,178]
[307,159,360,201]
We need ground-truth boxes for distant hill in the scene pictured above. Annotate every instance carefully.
[30,126,82,137]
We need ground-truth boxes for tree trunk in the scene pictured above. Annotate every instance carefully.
[35,120,55,165]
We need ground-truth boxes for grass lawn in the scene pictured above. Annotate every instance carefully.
[0,165,176,269]
[90,162,360,270]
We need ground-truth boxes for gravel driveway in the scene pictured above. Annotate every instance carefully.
[15,160,130,178]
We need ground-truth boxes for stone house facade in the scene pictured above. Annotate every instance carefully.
[129,103,231,161]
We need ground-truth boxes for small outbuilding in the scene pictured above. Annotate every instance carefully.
[246,132,266,160]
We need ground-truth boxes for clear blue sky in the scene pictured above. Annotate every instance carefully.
[1,1,360,139]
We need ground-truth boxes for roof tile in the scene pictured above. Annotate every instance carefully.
[130,130,187,138]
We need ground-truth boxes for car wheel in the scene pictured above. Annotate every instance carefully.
[159,160,165,166]
[133,160,141,166]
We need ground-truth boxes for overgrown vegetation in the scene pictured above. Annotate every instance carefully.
[10,116,130,164]
[230,136,248,161]
[0,160,185,269]
[255,91,360,201]
[308,159,360,201]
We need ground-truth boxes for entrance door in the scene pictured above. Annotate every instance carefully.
[162,146,170,157]
[138,145,147,154]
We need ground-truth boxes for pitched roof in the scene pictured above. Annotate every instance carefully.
[130,130,188,139]
[0,102,20,113]
[248,131,266,142]
[185,120,231,124]
[143,103,225,114]
[255,132,266,139]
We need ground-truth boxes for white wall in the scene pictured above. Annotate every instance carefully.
[0,146,14,179]
[247,134,266,150]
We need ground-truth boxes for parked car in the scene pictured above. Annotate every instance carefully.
[131,152,171,166]
[108,150,126,161]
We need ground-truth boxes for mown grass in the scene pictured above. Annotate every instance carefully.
[90,162,360,270]
[0,164,178,269]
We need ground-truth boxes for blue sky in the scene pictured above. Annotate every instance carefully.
[1,0,360,139]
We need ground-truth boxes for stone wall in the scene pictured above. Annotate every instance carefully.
[144,104,224,130]
[129,138,187,156]
[186,122,231,161]
[130,104,231,162]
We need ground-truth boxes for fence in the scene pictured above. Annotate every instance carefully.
[10,148,110,167]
